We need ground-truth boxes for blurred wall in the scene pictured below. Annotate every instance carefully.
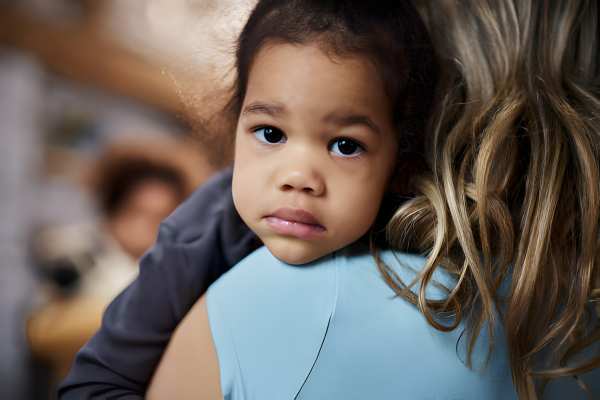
[0,51,43,400]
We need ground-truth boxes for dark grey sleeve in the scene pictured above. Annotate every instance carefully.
[57,168,260,399]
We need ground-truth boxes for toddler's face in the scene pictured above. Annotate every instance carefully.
[232,43,398,264]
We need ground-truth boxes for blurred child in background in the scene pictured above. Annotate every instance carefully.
[28,138,211,391]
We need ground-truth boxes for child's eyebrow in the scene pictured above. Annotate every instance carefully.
[241,101,286,117]
[241,102,381,135]
[323,113,381,135]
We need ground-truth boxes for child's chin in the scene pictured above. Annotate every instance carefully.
[264,241,329,266]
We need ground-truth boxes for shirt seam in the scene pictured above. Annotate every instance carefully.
[292,252,340,399]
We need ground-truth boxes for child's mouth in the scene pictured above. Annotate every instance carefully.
[264,208,326,239]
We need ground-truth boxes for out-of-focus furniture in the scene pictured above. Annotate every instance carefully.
[27,296,106,381]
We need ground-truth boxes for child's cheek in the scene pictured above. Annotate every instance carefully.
[231,158,247,221]
[231,136,258,231]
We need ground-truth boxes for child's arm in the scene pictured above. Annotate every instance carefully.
[58,168,259,399]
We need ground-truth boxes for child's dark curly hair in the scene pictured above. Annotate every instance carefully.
[89,143,196,218]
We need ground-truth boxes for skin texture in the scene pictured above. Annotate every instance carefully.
[147,42,399,398]
[232,43,398,265]
[146,297,222,400]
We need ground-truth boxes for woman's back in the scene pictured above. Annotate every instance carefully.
[207,247,599,399]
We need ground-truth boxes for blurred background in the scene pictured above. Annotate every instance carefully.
[0,1,253,398]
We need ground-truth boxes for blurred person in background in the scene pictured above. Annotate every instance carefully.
[27,138,211,395]
[92,141,195,261]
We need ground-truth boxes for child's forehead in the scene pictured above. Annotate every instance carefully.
[244,42,391,119]
[251,41,380,76]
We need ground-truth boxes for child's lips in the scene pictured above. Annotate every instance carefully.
[264,208,326,239]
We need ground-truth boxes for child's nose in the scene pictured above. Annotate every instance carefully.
[277,168,325,196]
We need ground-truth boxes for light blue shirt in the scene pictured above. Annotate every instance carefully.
[207,247,599,399]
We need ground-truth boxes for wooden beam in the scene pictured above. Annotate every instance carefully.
[0,7,187,116]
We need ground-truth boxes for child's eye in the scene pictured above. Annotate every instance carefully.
[329,137,365,157]
[253,126,286,144]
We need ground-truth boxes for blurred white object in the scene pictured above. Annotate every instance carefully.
[33,223,138,303]
[103,0,256,73]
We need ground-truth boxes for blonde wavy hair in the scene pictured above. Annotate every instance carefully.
[377,1,600,398]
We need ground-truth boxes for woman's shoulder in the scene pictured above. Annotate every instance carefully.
[206,247,515,399]
[338,247,455,300]
[208,246,338,306]
[207,247,339,339]
[206,247,338,399]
